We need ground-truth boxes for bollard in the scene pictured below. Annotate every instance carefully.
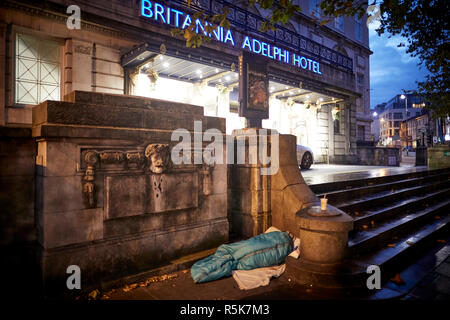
[296,204,353,264]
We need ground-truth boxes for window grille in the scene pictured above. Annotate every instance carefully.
[15,33,61,105]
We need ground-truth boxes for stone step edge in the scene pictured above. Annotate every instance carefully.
[374,236,450,300]
[336,179,450,211]
[348,199,450,251]
[317,172,450,200]
[310,167,450,194]
[353,215,450,275]
[352,188,450,227]
[64,91,204,114]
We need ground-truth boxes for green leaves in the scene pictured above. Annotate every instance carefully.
[376,0,450,117]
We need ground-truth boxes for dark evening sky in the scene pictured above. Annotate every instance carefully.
[369,20,429,109]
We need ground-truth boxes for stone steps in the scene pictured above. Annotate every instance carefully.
[353,215,450,284]
[290,168,450,292]
[342,169,450,277]
[316,172,450,205]
[348,199,450,255]
[310,167,450,194]
[350,188,450,228]
[334,179,450,213]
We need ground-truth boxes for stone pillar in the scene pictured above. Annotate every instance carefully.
[286,204,354,288]
[347,97,358,161]
[229,129,317,238]
[296,205,353,264]
[229,128,272,238]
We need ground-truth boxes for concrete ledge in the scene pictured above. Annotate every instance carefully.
[64,90,204,115]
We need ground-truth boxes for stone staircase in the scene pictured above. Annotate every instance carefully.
[288,168,450,294]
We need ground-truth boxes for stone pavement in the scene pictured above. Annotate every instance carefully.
[87,236,449,301]
[401,241,450,300]
[301,164,428,185]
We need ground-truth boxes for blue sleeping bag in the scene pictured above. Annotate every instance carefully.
[191,231,293,283]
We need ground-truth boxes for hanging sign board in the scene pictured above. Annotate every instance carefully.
[238,51,269,126]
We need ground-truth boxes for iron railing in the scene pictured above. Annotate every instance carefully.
[168,0,353,72]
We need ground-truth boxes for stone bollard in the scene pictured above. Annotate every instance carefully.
[296,204,353,264]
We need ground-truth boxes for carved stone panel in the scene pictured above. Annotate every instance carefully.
[105,175,147,219]
[104,172,199,219]
[148,173,198,213]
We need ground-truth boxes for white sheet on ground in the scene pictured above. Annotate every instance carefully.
[232,264,286,290]
[231,226,299,290]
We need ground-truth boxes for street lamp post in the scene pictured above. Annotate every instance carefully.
[400,94,408,155]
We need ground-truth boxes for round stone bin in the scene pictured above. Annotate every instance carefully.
[296,205,353,264]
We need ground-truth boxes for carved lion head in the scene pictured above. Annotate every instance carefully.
[144,144,171,174]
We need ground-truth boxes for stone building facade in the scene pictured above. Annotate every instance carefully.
[1,0,371,162]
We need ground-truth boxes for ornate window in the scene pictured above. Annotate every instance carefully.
[15,33,61,105]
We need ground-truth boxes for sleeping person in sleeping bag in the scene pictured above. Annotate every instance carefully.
[191,231,294,283]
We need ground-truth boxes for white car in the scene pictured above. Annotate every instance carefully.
[296,145,314,170]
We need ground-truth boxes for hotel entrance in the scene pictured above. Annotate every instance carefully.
[122,42,347,163]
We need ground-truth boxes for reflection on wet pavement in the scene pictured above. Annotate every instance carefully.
[301,164,429,185]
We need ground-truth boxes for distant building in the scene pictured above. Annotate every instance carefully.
[376,94,425,147]
[0,0,372,165]
[400,109,435,148]
[370,102,386,143]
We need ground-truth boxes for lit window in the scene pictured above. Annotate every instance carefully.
[15,33,61,105]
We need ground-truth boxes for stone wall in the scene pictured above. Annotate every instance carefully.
[32,91,229,296]
[357,146,401,166]
[0,126,35,246]
[428,145,450,169]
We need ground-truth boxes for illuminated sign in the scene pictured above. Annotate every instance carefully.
[141,0,322,75]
